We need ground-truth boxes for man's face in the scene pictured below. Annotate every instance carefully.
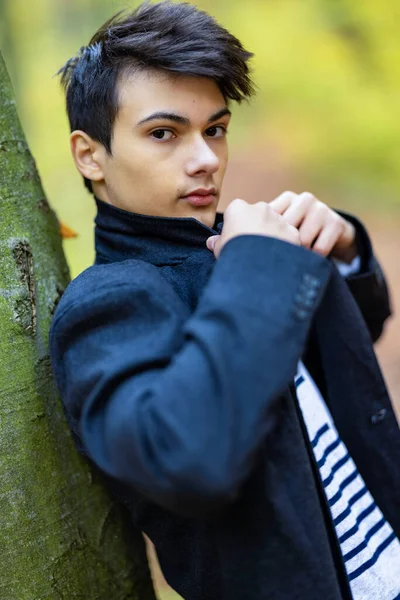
[92,71,230,228]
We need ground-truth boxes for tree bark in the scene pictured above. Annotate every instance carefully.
[0,51,156,600]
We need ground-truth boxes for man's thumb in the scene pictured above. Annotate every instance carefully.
[206,235,220,252]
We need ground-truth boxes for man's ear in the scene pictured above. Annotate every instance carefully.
[70,130,106,183]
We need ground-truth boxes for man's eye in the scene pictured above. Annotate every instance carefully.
[150,129,175,141]
[206,126,227,138]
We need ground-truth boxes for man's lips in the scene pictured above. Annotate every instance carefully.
[181,188,217,207]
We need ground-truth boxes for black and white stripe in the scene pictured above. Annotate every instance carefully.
[295,362,400,600]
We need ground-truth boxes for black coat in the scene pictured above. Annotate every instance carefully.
[49,197,400,600]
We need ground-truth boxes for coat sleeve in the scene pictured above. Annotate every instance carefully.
[337,211,392,343]
[50,234,331,517]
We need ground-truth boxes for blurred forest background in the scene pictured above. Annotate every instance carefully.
[1,1,399,598]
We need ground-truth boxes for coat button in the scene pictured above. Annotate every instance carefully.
[304,288,318,300]
[302,274,320,289]
[294,308,309,321]
[370,408,387,424]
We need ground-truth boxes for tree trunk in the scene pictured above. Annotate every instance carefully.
[0,51,156,600]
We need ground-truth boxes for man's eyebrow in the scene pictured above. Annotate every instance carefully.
[136,112,190,127]
[136,107,231,128]
[207,107,231,123]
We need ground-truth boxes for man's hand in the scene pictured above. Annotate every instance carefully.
[269,191,357,263]
[206,198,300,259]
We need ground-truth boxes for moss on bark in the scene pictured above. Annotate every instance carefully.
[0,52,156,600]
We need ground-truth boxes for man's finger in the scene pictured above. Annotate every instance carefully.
[281,193,316,228]
[298,210,325,249]
[268,191,296,215]
[312,222,342,257]
[206,235,223,258]
[206,235,219,252]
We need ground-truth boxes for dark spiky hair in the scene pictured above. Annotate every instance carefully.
[58,1,254,193]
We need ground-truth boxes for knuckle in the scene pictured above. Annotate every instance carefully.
[260,202,273,216]
[226,198,244,213]
[327,212,342,230]
[300,191,315,200]
[298,192,315,207]
[334,213,344,226]
[274,191,297,205]
[314,199,328,214]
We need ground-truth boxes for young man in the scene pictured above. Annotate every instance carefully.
[50,2,400,599]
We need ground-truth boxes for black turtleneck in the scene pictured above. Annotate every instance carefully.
[94,196,224,266]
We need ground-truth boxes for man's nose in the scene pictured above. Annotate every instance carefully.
[185,137,220,176]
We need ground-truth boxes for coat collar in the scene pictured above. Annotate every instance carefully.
[94,197,224,265]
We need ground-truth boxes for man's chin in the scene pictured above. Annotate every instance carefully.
[178,201,218,227]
